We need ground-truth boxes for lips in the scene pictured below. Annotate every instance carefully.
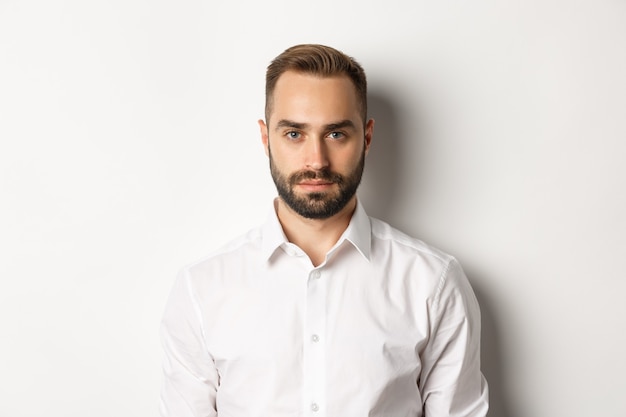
[295,179,336,193]
[299,180,334,186]
[289,169,343,189]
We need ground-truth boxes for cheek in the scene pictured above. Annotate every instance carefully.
[270,148,299,172]
[333,147,363,168]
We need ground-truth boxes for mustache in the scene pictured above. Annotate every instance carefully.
[289,169,344,185]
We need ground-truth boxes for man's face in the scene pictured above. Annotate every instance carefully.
[259,71,374,219]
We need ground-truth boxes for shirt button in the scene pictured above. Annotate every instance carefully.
[311,270,321,279]
[311,334,320,343]
[311,403,319,412]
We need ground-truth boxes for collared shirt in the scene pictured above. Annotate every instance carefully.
[160,200,488,417]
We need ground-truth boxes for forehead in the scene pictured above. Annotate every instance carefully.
[269,71,361,125]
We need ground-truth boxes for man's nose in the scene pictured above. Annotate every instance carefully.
[305,137,329,170]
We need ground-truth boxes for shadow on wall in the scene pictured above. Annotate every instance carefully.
[472,278,515,417]
[360,89,512,417]
[359,90,403,223]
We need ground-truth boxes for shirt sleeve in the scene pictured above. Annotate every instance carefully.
[160,269,219,417]
[419,258,489,416]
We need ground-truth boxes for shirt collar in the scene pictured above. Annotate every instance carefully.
[260,198,372,262]
[337,199,372,261]
[260,199,290,261]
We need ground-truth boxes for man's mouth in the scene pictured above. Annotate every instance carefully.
[299,179,334,185]
[297,180,335,191]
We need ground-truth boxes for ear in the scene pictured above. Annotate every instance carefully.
[364,118,374,156]
[258,119,269,156]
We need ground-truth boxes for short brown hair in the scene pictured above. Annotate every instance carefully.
[265,44,368,125]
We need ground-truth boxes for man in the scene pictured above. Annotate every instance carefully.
[160,44,488,416]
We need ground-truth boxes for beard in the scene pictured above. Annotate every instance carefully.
[269,149,365,219]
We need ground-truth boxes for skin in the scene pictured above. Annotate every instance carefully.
[258,71,375,266]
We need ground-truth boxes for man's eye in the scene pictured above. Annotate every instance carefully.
[286,131,301,139]
[328,132,345,140]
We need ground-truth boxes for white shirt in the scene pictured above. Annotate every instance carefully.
[160,200,488,416]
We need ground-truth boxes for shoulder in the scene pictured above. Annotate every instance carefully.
[181,226,263,280]
[369,217,453,265]
[368,217,468,297]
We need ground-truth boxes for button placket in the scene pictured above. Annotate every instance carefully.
[303,268,326,415]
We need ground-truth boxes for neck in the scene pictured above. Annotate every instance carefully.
[275,197,357,267]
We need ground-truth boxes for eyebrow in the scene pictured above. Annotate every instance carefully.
[275,119,308,131]
[274,119,356,131]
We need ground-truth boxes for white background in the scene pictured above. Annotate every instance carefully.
[1,1,625,416]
